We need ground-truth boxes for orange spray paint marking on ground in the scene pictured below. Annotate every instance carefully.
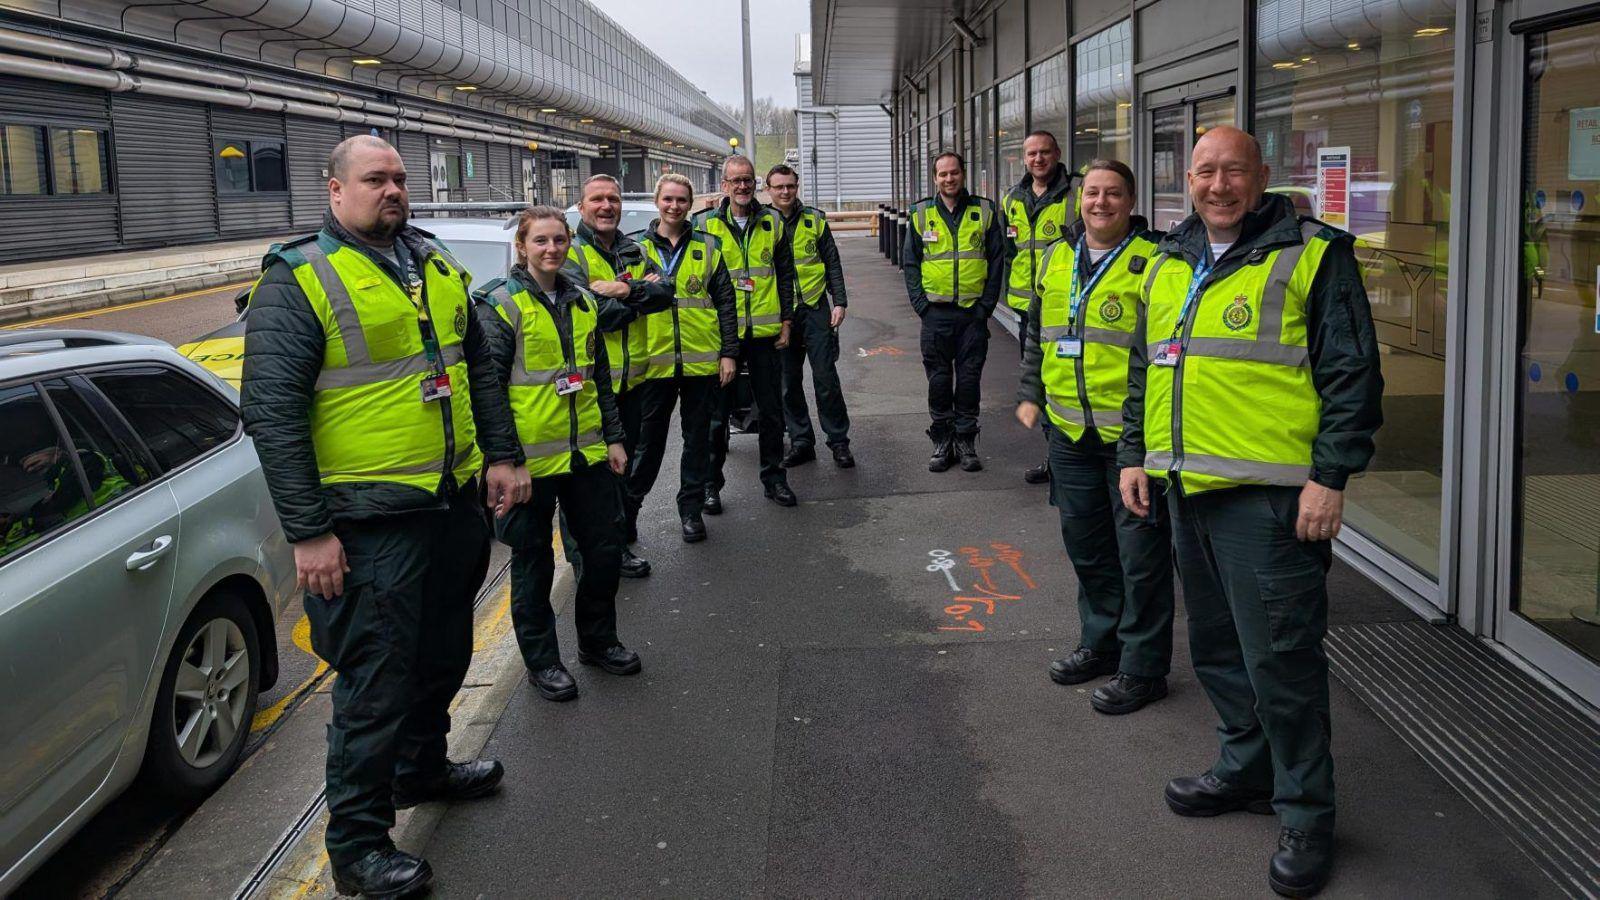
[990,542,1037,590]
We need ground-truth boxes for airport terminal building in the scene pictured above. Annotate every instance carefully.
[0,0,741,264]
[812,0,1600,709]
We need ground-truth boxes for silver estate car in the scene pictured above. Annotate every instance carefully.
[0,329,295,894]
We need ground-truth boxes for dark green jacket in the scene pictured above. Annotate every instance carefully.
[692,197,798,324]
[563,220,675,332]
[1001,163,1080,271]
[636,218,742,358]
[240,212,522,543]
[900,189,1007,317]
[1116,193,1384,490]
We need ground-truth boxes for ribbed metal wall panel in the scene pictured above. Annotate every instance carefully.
[397,129,431,190]
[486,142,513,202]
[460,138,489,201]
[795,76,892,209]
[111,94,215,244]
[288,117,341,230]
[0,75,119,262]
[213,107,292,236]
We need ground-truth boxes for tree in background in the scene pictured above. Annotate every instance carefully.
[721,97,796,177]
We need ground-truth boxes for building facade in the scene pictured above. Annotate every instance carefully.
[0,0,741,264]
[812,0,1600,709]
[793,34,892,210]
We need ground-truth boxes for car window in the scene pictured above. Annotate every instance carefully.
[89,367,240,472]
[0,383,92,559]
[442,239,512,285]
[43,379,151,505]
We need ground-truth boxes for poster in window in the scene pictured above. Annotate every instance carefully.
[1316,146,1350,230]
[1571,107,1600,181]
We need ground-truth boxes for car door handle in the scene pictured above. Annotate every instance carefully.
[126,535,174,571]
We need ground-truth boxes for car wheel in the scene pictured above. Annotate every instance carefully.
[142,590,261,804]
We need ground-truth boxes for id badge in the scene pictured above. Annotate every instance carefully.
[922,229,939,243]
[1152,340,1182,368]
[420,372,453,401]
[555,370,585,396]
[1054,336,1083,359]
[1005,225,1019,239]
[736,276,755,292]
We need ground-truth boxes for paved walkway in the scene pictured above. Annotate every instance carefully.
[420,235,1556,897]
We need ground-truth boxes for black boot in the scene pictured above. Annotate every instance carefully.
[832,445,856,468]
[1023,461,1049,484]
[955,433,982,471]
[782,444,816,467]
[703,485,723,515]
[332,847,432,899]
[392,758,505,809]
[527,664,578,702]
[927,428,955,473]
[620,547,651,578]
[1164,772,1274,817]
[1090,672,1169,715]
[1048,647,1120,685]
[764,481,798,507]
[578,644,643,675]
[1269,828,1335,897]
[681,513,707,543]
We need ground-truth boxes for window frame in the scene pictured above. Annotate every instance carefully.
[214,136,289,195]
[0,120,111,198]
[76,362,243,480]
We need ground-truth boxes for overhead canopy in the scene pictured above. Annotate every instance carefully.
[811,0,968,106]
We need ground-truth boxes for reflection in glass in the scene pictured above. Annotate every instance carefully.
[1031,52,1070,156]
[970,91,992,199]
[997,73,1025,191]
[1150,106,1185,232]
[1253,0,1456,578]
[1514,20,1600,665]
[1074,20,1132,167]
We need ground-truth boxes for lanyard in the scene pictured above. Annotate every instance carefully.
[1067,232,1136,332]
[661,236,689,277]
[1169,255,1214,342]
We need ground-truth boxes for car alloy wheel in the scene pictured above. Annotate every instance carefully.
[170,617,251,769]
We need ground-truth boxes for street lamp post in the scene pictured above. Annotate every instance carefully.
[740,0,756,161]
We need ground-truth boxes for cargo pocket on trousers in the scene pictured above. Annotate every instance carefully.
[1256,562,1327,652]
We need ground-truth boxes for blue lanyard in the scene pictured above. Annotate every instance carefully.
[661,237,689,277]
[1171,256,1214,341]
[1067,232,1136,331]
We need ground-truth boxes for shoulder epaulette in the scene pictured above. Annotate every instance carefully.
[473,276,510,307]
[262,232,320,270]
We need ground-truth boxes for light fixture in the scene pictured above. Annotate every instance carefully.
[1300,56,1313,62]
[1117,101,1132,109]
[621,128,632,133]
[454,84,478,91]
[1083,127,1100,134]
[1347,42,1360,50]
[540,107,558,113]
[580,117,594,123]
[1272,61,1299,70]
[352,58,383,65]
[1415,26,1448,36]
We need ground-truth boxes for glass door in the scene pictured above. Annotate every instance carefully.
[1145,90,1236,231]
[1505,7,1600,705]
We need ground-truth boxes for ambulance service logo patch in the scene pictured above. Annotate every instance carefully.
[586,331,597,360]
[1223,294,1254,331]
[1041,220,1057,237]
[454,304,468,336]
[798,238,816,257]
[1099,293,1124,324]
[760,248,772,264]
[685,274,704,294]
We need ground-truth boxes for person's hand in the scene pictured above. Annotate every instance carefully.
[20,447,64,473]
[295,533,349,600]
[775,322,792,350]
[719,356,738,387]
[830,305,847,328]
[1119,467,1151,518]
[643,272,662,283]
[606,443,628,475]
[590,280,631,299]
[485,461,531,519]
[1296,480,1344,542]
[1015,402,1041,430]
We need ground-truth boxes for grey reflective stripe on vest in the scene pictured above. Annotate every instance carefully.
[677,296,717,310]
[748,313,783,326]
[1142,253,1168,300]
[324,453,450,479]
[1008,286,1035,300]
[523,430,604,459]
[1047,398,1087,426]
[1018,238,1053,250]
[315,345,464,390]
[924,250,987,262]
[1258,221,1322,343]
[300,241,371,366]
[508,362,595,387]
[1144,450,1310,486]
[1173,338,1309,367]
[571,249,592,280]
[1040,324,1138,349]
[739,265,776,278]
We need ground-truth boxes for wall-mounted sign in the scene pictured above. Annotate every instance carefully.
[465,152,475,178]
[1316,146,1350,229]
[1570,107,1600,180]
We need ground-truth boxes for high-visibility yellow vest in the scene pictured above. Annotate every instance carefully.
[787,207,830,307]
[284,234,481,492]
[1003,184,1077,312]
[1035,231,1158,441]
[697,205,784,339]
[569,239,650,392]
[639,228,725,379]
[910,196,995,308]
[481,276,608,479]
[1141,220,1332,494]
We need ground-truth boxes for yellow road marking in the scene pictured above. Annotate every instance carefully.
[2,280,252,329]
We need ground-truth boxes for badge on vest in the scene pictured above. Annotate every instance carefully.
[922,228,939,243]
[685,274,704,294]
[1128,256,1147,274]
[1099,294,1124,323]
[1222,294,1254,331]
[555,370,585,396]
[1152,340,1183,367]
[1054,336,1083,358]
[1041,220,1057,237]
[736,276,755,292]
[1005,225,1018,239]
[420,372,453,402]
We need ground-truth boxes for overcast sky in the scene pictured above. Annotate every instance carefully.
[588,0,810,108]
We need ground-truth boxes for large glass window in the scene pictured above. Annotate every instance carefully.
[1254,0,1456,578]
[996,72,1025,192]
[1,124,48,196]
[1031,52,1070,161]
[49,128,109,194]
[969,90,992,200]
[1513,18,1600,665]
[90,368,239,472]
[215,138,287,194]
[0,384,86,560]
[1073,20,1132,168]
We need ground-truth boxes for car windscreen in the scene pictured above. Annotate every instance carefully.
[441,239,512,284]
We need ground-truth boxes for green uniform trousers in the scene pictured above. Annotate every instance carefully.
[1047,427,1174,677]
[1168,484,1335,834]
[303,484,490,868]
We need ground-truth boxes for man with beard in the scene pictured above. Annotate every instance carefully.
[241,135,524,898]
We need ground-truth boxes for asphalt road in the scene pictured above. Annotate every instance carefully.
[6,282,247,347]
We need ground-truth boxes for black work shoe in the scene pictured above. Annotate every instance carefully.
[528,664,577,702]
[682,514,707,543]
[332,847,432,898]
[704,486,723,515]
[832,445,856,468]
[1023,461,1050,484]
[1269,828,1335,897]
[620,548,652,579]
[765,482,799,507]
[393,758,505,809]
[782,444,816,467]
[928,432,955,472]
[955,434,982,471]
[1164,772,1275,818]
[578,644,642,676]
[1048,647,1120,685]
[1091,672,1169,715]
